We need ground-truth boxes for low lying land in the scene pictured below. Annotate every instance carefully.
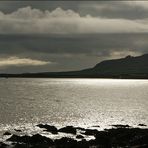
[1,54,148,79]
[0,124,148,148]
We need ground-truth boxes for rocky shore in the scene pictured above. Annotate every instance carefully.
[0,124,148,148]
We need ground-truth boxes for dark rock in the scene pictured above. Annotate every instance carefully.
[92,125,100,128]
[13,143,50,148]
[58,126,77,135]
[55,137,77,148]
[3,131,11,136]
[138,124,147,127]
[4,125,148,148]
[77,139,89,148]
[107,128,148,147]
[14,129,22,132]
[83,129,98,135]
[7,134,22,142]
[76,135,84,139]
[94,132,111,148]
[0,142,8,148]
[106,128,135,147]
[12,143,30,148]
[7,134,54,146]
[111,124,131,128]
[130,134,148,146]
[30,134,54,145]
[37,124,58,134]
[75,127,86,131]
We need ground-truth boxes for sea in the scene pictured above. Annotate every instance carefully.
[0,78,147,139]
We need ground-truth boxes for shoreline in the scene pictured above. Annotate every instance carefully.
[0,124,148,148]
[1,76,148,79]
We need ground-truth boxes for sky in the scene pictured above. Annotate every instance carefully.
[0,1,148,73]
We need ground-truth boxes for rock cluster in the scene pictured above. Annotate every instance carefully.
[0,124,148,148]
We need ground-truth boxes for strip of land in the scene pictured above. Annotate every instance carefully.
[1,54,148,79]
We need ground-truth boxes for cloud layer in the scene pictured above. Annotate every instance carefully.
[0,6,148,34]
[0,56,50,67]
[0,2,148,73]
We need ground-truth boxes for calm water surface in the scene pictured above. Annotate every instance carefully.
[0,78,147,135]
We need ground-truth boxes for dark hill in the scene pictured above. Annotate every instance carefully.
[1,54,148,79]
[92,54,148,75]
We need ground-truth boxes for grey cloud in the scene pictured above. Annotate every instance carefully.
[0,1,148,73]
[0,1,79,13]
[0,33,148,57]
[0,6,148,34]
[1,1,148,20]
[77,1,148,19]
[0,33,147,73]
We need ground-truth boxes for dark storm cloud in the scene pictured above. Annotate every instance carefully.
[0,33,147,57]
[1,1,148,19]
[0,1,148,73]
[0,1,79,13]
[1,33,147,73]
[77,1,148,19]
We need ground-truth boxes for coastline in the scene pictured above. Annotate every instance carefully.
[1,124,148,148]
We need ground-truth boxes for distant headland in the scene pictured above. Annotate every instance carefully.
[1,54,148,79]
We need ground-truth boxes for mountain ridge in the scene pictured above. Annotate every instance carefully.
[1,54,148,79]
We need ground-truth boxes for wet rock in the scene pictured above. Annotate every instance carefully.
[0,142,8,148]
[106,128,135,147]
[83,129,98,136]
[58,126,77,135]
[106,127,148,147]
[37,124,58,134]
[111,124,131,128]
[4,125,148,148]
[92,125,100,128]
[7,134,54,146]
[75,127,86,131]
[55,137,77,148]
[3,131,11,136]
[13,143,50,148]
[77,139,89,148]
[94,132,111,148]
[12,143,30,148]
[14,129,22,132]
[29,134,54,145]
[76,135,84,139]
[138,124,147,127]
[7,134,22,142]
[130,134,148,147]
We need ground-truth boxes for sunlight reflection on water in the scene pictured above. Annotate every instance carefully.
[0,78,147,136]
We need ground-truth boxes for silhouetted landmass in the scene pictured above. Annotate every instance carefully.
[1,54,148,79]
[1,124,148,148]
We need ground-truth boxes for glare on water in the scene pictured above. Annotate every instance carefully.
[0,78,147,135]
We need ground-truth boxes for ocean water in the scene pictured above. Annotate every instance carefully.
[0,78,148,137]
